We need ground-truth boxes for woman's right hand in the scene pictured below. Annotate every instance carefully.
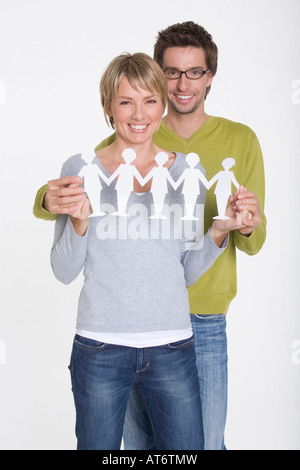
[44,176,85,214]
[69,196,91,236]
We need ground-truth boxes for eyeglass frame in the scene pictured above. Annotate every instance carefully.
[163,67,211,80]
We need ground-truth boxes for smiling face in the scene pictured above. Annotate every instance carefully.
[162,46,213,116]
[108,76,164,147]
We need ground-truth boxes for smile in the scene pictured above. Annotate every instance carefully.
[129,124,149,130]
[174,94,194,101]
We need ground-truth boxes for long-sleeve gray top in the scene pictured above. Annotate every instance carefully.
[51,152,228,333]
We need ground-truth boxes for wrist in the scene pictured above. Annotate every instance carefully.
[70,216,89,236]
[210,225,228,247]
[238,226,254,237]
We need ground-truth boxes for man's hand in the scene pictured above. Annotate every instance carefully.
[44,176,86,214]
[232,186,262,236]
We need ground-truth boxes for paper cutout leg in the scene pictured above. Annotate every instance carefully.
[112,192,132,217]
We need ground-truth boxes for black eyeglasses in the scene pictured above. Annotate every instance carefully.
[164,67,211,80]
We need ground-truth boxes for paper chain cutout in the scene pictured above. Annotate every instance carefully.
[78,148,240,220]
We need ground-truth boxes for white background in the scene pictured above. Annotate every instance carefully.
[0,0,299,450]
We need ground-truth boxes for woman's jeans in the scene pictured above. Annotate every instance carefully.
[123,314,228,450]
[69,334,204,450]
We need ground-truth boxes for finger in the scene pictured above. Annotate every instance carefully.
[49,185,85,199]
[47,176,82,190]
[55,193,85,206]
[54,205,80,215]
[48,194,88,215]
[242,215,261,227]
[238,209,252,219]
[237,191,255,201]
[237,202,260,215]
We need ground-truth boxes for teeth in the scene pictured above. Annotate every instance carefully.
[130,125,148,129]
[177,95,193,100]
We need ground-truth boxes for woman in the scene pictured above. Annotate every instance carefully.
[50,53,245,450]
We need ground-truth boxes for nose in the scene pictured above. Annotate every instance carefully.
[176,74,190,91]
[131,102,145,121]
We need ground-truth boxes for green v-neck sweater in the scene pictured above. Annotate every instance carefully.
[34,116,266,315]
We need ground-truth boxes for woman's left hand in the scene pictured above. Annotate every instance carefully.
[210,192,251,246]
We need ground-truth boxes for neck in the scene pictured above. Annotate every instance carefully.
[163,106,210,140]
[111,139,158,166]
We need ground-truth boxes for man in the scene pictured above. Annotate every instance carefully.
[33,21,266,449]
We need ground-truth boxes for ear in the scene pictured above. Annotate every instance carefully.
[207,71,214,88]
[107,98,114,117]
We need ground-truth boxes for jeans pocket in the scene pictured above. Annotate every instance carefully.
[73,334,107,351]
[167,336,194,349]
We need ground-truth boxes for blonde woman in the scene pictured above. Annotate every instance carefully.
[51,53,245,450]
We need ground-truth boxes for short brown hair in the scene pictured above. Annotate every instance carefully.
[100,52,167,128]
[153,21,218,98]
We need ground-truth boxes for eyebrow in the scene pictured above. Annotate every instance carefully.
[116,94,159,100]
[164,66,204,70]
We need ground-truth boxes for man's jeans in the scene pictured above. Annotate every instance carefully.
[69,334,204,450]
[123,314,228,450]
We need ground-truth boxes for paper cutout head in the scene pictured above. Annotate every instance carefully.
[185,153,200,168]
[221,157,236,170]
[122,148,136,164]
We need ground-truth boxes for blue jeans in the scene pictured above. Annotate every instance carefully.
[69,334,204,450]
[123,314,228,450]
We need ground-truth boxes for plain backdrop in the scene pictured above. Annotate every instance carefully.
[0,0,299,450]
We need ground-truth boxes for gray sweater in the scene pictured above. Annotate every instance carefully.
[51,152,227,333]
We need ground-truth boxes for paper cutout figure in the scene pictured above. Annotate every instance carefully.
[108,148,145,217]
[173,153,210,220]
[79,151,110,217]
[141,152,177,219]
[208,158,239,219]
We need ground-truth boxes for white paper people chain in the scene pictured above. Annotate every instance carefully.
[79,149,241,220]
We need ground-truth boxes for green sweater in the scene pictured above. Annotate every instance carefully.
[33,116,266,314]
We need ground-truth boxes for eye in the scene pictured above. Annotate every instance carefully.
[166,70,179,77]
[120,101,131,105]
[190,69,202,76]
[146,99,157,104]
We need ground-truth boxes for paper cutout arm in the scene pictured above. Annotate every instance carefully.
[107,167,121,186]
[195,169,210,189]
[140,168,155,186]
[107,165,145,187]
[231,173,240,190]
[206,171,222,189]
[166,171,178,190]
[173,171,186,190]
[79,166,110,186]
[95,167,111,186]
[133,167,146,187]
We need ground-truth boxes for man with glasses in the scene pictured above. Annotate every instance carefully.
[33,21,266,450]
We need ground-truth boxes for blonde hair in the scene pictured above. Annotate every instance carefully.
[100,52,167,129]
